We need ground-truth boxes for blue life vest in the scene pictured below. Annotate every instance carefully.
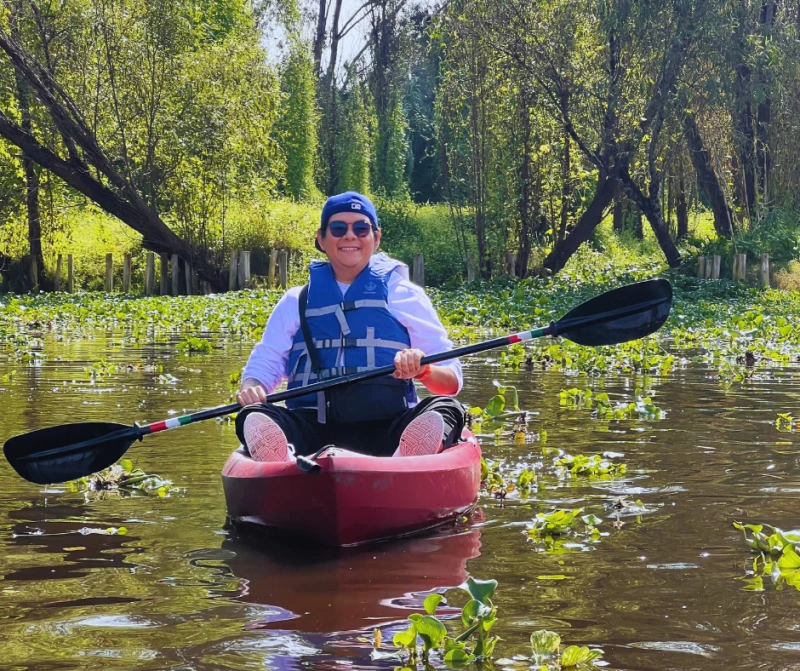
[285,253,418,422]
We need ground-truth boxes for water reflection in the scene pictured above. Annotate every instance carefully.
[218,525,483,634]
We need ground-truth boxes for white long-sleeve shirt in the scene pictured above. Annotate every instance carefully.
[242,271,463,397]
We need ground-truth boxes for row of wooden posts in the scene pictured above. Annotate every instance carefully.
[697,253,771,287]
[46,249,291,294]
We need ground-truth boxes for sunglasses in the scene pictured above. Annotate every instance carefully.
[326,220,377,238]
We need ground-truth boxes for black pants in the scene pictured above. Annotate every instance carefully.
[235,396,466,457]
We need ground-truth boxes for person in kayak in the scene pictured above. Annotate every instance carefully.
[235,191,465,461]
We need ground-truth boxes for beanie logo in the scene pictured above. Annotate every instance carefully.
[351,203,362,210]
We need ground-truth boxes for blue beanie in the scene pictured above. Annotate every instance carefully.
[320,192,379,230]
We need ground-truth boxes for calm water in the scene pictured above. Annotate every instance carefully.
[1,330,799,670]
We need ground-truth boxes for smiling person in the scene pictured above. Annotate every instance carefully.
[235,191,465,462]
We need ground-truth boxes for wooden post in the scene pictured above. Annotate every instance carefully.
[201,280,211,295]
[67,254,74,293]
[704,256,713,279]
[278,250,288,289]
[105,253,113,292]
[145,252,155,295]
[712,255,721,280]
[30,257,38,291]
[171,255,180,296]
[733,253,747,281]
[228,250,238,291]
[55,254,63,291]
[184,262,193,296]
[160,253,169,295]
[505,251,517,277]
[697,256,706,278]
[123,253,132,292]
[238,251,251,289]
[467,254,476,282]
[268,249,278,288]
[760,253,769,288]
[413,253,425,287]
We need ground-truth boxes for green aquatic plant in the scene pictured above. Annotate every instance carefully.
[177,337,213,353]
[68,459,172,497]
[558,387,593,408]
[558,388,664,422]
[480,458,539,500]
[554,453,627,479]
[530,630,604,669]
[377,577,500,666]
[485,381,519,418]
[527,508,602,539]
[734,522,800,592]
[775,413,796,432]
[84,358,118,378]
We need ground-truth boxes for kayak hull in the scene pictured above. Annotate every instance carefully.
[221,432,481,546]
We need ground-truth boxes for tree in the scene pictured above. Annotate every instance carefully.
[0,0,281,288]
[277,36,319,201]
[483,0,719,273]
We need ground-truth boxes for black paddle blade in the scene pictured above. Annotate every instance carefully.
[554,279,672,346]
[3,422,140,485]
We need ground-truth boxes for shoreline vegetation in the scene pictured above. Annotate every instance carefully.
[5,240,800,385]
[1,0,800,297]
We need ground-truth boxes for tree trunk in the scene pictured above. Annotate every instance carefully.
[612,185,623,233]
[756,0,777,205]
[683,112,733,237]
[732,1,756,214]
[619,172,681,267]
[558,116,571,243]
[542,176,615,275]
[10,10,43,289]
[516,85,533,278]
[313,0,326,77]
[640,198,680,266]
[676,164,688,240]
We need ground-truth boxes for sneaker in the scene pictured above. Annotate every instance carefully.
[243,413,294,462]
[394,412,445,457]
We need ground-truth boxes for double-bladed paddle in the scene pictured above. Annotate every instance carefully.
[4,278,672,484]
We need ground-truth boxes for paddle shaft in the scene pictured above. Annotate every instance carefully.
[138,294,660,436]
[137,330,542,436]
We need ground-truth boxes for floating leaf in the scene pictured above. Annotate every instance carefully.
[424,593,443,615]
[460,577,498,604]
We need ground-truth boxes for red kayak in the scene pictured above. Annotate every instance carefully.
[221,431,481,546]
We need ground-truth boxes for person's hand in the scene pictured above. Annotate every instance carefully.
[393,348,426,379]
[237,383,267,406]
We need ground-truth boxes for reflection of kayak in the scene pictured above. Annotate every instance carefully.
[220,525,483,633]
[221,432,481,546]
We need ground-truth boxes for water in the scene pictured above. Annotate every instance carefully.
[1,331,800,670]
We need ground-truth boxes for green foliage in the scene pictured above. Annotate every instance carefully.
[276,37,320,202]
[735,522,800,592]
[374,96,409,199]
[526,508,594,537]
[553,452,627,479]
[68,461,172,497]
[377,200,472,287]
[337,81,374,195]
[384,576,499,665]
[177,337,213,353]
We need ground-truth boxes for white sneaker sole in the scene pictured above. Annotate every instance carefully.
[243,413,293,462]
[394,412,445,457]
